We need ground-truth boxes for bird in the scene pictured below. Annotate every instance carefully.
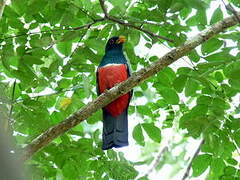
[96,36,132,150]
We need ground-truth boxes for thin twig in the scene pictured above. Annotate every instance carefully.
[144,146,168,177]
[181,140,205,180]
[14,85,83,103]
[98,0,173,42]
[126,18,164,26]
[108,16,174,42]
[70,3,96,21]
[8,80,16,126]
[69,30,88,58]
[99,0,108,18]
[221,0,240,23]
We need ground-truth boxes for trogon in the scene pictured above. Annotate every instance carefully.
[97,36,132,150]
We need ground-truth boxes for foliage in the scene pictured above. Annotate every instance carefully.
[0,0,240,179]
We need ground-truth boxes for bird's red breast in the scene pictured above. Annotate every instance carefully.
[98,64,130,117]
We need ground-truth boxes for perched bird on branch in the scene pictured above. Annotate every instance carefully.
[97,36,132,150]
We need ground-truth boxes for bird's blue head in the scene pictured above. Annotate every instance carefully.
[105,36,126,52]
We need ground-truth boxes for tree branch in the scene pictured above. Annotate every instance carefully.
[181,140,205,180]
[70,3,96,21]
[22,12,240,161]
[99,0,173,43]
[99,0,109,18]
[0,18,105,41]
[108,16,174,42]
[0,0,7,19]
[9,80,16,126]
[221,0,240,23]
[144,146,168,177]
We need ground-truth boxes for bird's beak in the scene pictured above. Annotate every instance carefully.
[116,36,126,44]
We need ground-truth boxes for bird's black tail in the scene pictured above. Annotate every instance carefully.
[102,109,128,150]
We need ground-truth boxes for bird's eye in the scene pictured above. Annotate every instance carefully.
[109,39,115,44]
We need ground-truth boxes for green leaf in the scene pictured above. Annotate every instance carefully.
[185,78,199,97]
[27,0,48,15]
[224,166,236,175]
[162,67,176,81]
[98,24,113,38]
[57,42,72,56]
[186,15,198,26]
[226,158,238,166]
[62,160,78,179]
[8,18,24,29]
[22,55,44,65]
[197,10,207,27]
[177,67,192,75]
[173,75,187,93]
[201,38,223,55]
[83,74,90,98]
[87,110,101,124]
[212,97,230,110]
[137,105,152,116]
[133,124,145,146]
[157,0,173,12]
[155,73,171,88]
[58,79,71,89]
[197,95,212,105]
[107,150,118,160]
[142,123,161,143]
[169,2,184,13]
[192,154,212,177]
[188,50,200,62]
[204,51,235,62]
[224,61,240,79]
[3,6,19,18]
[30,35,52,48]
[210,158,225,177]
[214,71,224,82]
[109,0,128,13]
[159,88,179,104]
[210,7,223,25]
[191,104,208,116]
[61,31,81,42]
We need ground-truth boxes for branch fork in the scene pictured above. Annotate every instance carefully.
[99,0,174,42]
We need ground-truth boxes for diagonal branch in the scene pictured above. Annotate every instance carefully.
[221,0,240,23]
[108,16,174,42]
[181,140,205,180]
[9,80,16,126]
[22,11,240,161]
[99,0,173,43]
[144,146,168,177]
[99,0,108,18]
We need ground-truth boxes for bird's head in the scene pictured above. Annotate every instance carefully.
[105,36,126,52]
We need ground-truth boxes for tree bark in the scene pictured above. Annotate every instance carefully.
[22,12,240,161]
